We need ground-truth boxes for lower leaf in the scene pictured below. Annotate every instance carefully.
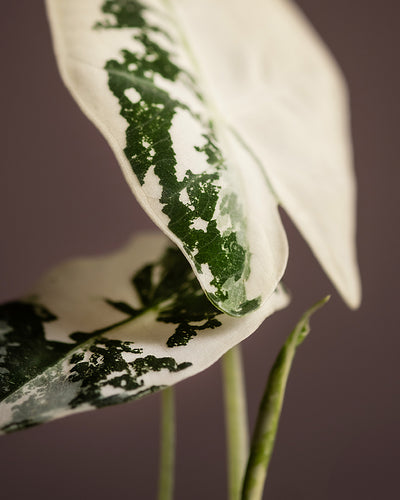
[0,233,289,434]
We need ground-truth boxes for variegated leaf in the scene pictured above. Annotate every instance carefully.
[0,233,289,434]
[45,0,288,317]
[173,0,361,307]
[45,0,360,314]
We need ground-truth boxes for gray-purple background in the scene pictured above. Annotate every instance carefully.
[1,1,398,499]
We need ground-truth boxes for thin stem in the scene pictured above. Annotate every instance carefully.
[241,296,330,500]
[158,387,175,500]
[222,345,249,500]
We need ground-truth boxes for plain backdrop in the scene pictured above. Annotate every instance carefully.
[0,1,399,499]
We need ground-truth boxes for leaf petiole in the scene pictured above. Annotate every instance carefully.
[222,345,249,500]
[158,386,176,500]
[241,296,330,500]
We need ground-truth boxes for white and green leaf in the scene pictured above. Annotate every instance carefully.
[174,0,361,308]
[45,0,360,314]
[0,233,289,434]
[45,0,288,317]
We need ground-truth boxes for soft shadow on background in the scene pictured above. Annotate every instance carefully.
[1,1,398,499]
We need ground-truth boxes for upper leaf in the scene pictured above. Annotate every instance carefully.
[173,0,361,307]
[45,0,360,312]
[0,233,289,433]
[45,0,289,316]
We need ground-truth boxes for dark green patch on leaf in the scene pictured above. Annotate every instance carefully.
[0,242,225,433]
[94,0,260,315]
[68,338,158,408]
[128,246,224,347]
[132,355,191,376]
[0,302,70,400]
[105,299,139,316]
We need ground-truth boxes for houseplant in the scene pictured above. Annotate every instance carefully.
[0,1,360,498]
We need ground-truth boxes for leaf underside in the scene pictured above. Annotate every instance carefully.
[0,233,289,434]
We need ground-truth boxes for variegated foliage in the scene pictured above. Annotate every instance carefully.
[46,0,361,317]
[0,234,289,433]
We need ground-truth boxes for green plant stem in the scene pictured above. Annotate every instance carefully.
[241,296,330,500]
[222,345,249,500]
[158,387,175,500]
